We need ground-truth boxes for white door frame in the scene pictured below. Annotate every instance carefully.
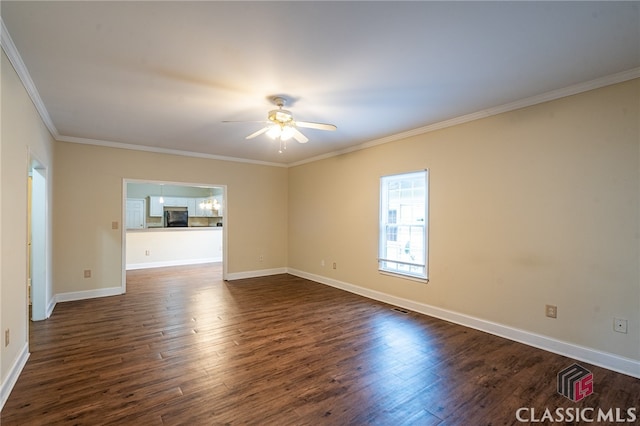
[29,159,48,321]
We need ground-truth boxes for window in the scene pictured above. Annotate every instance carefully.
[379,170,429,280]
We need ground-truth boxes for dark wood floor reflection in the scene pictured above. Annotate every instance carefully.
[2,264,639,425]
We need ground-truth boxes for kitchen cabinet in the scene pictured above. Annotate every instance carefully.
[163,197,182,207]
[148,196,163,217]
[186,198,196,217]
[149,196,196,217]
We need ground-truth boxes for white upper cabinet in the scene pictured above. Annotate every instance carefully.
[148,196,220,217]
[186,198,196,217]
[149,196,163,217]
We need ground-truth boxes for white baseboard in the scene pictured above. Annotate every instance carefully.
[287,268,640,379]
[226,267,287,281]
[55,286,123,303]
[0,342,30,411]
[126,257,222,270]
[46,296,56,319]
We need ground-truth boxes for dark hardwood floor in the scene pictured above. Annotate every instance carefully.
[2,263,639,425]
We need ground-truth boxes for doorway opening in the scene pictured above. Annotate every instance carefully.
[121,179,228,293]
[29,161,48,321]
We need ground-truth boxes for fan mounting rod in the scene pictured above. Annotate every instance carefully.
[271,96,287,108]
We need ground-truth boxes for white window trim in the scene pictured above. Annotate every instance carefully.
[378,169,429,282]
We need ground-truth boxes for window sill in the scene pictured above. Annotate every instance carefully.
[379,269,429,284]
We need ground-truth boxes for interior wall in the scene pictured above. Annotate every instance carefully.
[126,182,219,199]
[288,79,640,361]
[53,142,288,295]
[0,40,4,401]
[1,51,55,390]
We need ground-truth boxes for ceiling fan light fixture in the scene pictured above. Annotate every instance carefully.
[224,95,336,152]
[280,125,295,141]
[269,109,293,124]
[266,125,281,139]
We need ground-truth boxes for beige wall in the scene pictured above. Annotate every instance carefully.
[1,51,55,385]
[0,48,3,393]
[53,142,288,294]
[289,79,640,361]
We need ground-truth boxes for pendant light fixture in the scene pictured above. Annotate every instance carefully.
[198,189,220,211]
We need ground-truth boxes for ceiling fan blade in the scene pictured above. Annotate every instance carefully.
[292,128,309,144]
[295,121,337,131]
[246,127,269,139]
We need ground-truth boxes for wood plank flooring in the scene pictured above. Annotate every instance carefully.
[2,263,639,425]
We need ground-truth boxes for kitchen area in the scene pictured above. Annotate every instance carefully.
[125,182,224,270]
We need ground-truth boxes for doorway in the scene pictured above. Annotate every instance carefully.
[121,179,228,293]
[29,163,47,321]
[125,198,146,229]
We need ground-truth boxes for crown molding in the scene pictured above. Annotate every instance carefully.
[56,135,288,168]
[1,17,59,139]
[2,17,286,168]
[288,67,640,168]
[3,15,637,169]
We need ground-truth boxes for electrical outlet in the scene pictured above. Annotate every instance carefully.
[111,221,119,230]
[145,250,150,256]
[614,318,628,334]
[259,255,264,262]
[545,304,557,319]
[332,262,337,270]
[84,269,92,278]
[5,329,9,347]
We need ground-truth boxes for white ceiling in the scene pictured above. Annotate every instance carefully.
[2,1,639,166]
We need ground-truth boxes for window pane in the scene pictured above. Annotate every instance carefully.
[379,170,428,280]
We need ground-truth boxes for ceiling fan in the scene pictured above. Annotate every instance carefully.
[224,96,337,153]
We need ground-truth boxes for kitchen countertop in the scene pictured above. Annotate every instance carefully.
[127,226,223,232]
